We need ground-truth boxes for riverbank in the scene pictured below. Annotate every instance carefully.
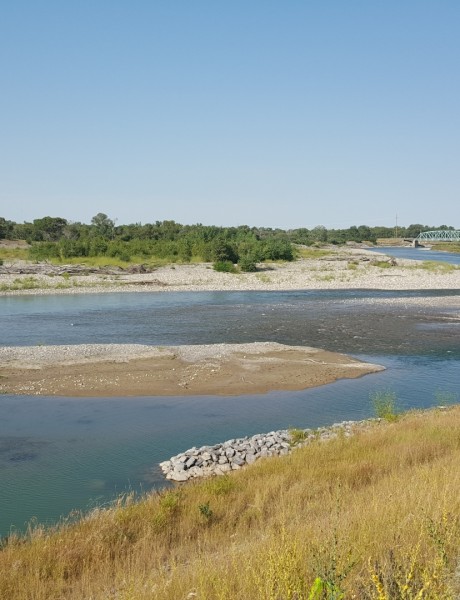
[0,342,384,397]
[2,405,460,599]
[1,247,460,295]
[160,417,377,481]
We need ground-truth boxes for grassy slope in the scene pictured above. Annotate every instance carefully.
[1,408,460,599]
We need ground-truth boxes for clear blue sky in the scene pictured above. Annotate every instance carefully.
[1,1,459,229]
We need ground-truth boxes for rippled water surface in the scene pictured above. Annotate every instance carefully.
[0,273,459,535]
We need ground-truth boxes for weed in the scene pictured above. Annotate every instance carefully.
[256,273,272,283]
[430,242,460,254]
[198,501,213,520]
[13,277,40,289]
[371,389,399,422]
[296,247,332,260]
[0,247,29,261]
[370,260,394,269]
[317,274,336,282]
[416,260,457,273]
[204,475,236,496]
[289,428,307,445]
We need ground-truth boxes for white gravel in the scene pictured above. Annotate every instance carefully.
[1,248,460,296]
[0,341,325,369]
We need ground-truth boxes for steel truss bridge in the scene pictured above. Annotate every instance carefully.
[416,230,460,242]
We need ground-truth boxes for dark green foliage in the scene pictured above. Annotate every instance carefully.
[91,213,115,239]
[213,261,237,273]
[29,242,61,260]
[32,217,68,242]
[0,218,14,240]
[5,214,458,266]
[262,238,294,261]
[211,238,238,264]
[238,255,258,272]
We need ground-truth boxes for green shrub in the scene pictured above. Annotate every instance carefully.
[371,390,399,422]
[239,255,258,272]
[198,501,213,521]
[211,239,238,263]
[213,261,237,273]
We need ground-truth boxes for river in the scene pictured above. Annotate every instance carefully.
[0,247,459,536]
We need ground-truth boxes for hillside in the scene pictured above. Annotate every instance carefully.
[1,406,460,599]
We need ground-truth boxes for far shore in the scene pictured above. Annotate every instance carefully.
[0,342,384,397]
[1,247,460,296]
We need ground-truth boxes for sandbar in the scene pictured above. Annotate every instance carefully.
[0,342,384,397]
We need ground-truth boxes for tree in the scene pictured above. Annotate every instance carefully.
[91,213,115,239]
[405,224,428,238]
[33,217,68,241]
[311,225,328,243]
[211,238,238,264]
[0,217,14,240]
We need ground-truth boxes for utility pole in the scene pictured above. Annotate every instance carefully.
[395,214,398,239]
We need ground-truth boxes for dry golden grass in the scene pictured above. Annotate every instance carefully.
[1,407,460,599]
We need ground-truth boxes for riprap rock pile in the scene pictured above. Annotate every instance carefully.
[159,420,369,482]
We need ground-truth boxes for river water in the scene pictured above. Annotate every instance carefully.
[369,245,460,264]
[0,248,459,536]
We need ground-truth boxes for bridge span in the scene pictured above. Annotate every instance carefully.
[415,230,460,242]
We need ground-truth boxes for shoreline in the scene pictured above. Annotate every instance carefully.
[1,247,460,296]
[0,342,384,397]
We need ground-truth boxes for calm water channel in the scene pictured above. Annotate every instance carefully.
[0,247,459,536]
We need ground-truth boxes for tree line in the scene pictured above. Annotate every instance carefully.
[0,214,456,270]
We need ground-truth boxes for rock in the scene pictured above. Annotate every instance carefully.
[185,456,196,469]
[168,471,189,482]
[158,418,376,483]
[217,463,232,473]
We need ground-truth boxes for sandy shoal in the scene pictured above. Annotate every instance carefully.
[0,342,384,397]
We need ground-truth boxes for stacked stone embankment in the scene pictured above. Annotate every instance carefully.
[160,420,372,481]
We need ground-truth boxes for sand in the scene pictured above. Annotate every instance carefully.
[0,342,384,397]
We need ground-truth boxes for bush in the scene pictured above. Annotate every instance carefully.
[213,261,237,273]
[211,239,239,264]
[28,242,60,260]
[262,238,294,261]
[238,255,258,272]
